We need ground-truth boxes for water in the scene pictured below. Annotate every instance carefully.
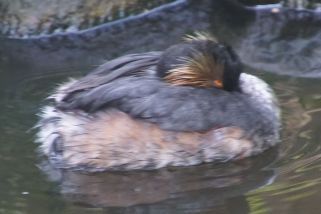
[0,0,321,213]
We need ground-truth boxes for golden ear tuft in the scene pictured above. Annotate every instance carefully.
[183,32,218,43]
[164,53,224,88]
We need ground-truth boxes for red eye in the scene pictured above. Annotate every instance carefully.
[213,80,223,88]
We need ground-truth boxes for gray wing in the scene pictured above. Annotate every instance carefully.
[56,51,275,134]
[61,51,161,102]
[57,75,274,135]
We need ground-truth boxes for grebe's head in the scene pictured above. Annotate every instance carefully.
[157,33,242,92]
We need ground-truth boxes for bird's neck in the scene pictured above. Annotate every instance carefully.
[239,73,280,121]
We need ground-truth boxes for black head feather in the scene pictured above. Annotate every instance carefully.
[157,35,242,91]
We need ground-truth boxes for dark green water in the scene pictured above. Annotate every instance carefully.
[1,0,321,213]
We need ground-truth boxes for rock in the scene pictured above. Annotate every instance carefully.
[0,0,175,38]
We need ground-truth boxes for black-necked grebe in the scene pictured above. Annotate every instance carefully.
[36,33,280,171]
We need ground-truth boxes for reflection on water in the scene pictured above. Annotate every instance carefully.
[0,0,321,213]
[40,149,277,209]
[247,76,321,214]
